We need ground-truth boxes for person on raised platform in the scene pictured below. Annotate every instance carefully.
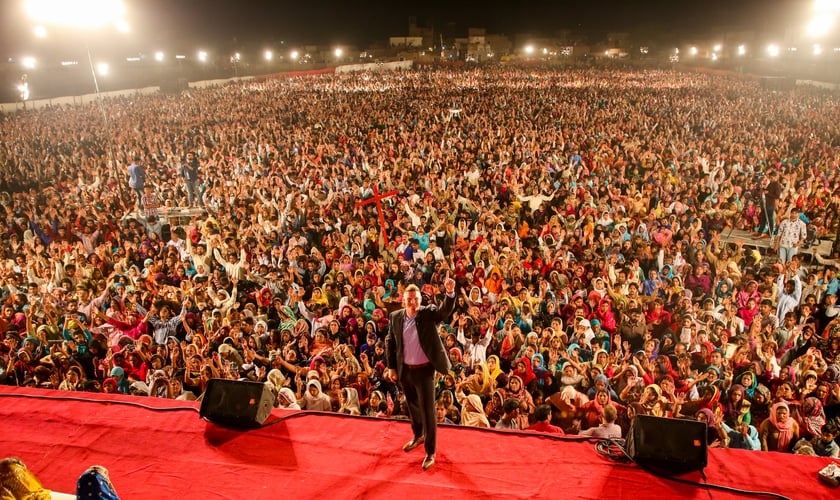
[181,152,202,208]
[127,156,145,210]
[774,208,808,264]
[384,278,456,471]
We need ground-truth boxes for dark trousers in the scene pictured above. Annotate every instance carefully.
[758,202,777,235]
[401,363,437,455]
[133,188,143,208]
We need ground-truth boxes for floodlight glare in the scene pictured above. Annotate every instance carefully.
[737,45,746,56]
[22,57,37,69]
[524,45,534,55]
[115,19,129,33]
[814,0,840,13]
[33,25,47,38]
[290,50,299,60]
[711,53,718,61]
[814,43,823,55]
[808,17,835,37]
[154,51,164,62]
[334,48,343,58]
[767,44,780,57]
[96,62,108,75]
[18,83,30,101]
[25,0,126,29]
[690,46,698,56]
[197,50,208,62]
[264,50,273,61]
[713,44,722,52]
[234,52,241,61]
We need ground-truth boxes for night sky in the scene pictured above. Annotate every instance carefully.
[0,0,811,58]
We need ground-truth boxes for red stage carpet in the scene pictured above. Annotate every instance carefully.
[0,386,835,499]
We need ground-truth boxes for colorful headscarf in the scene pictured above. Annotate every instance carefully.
[801,397,826,439]
[769,402,795,452]
[487,354,503,380]
[736,371,758,398]
[696,408,716,429]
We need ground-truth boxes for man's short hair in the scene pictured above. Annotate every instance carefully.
[603,404,617,423]
[503,398,520,414]
[534,404,552,422]
[404,284,421,295]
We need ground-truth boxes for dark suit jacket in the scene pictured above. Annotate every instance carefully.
[385,294,455,377]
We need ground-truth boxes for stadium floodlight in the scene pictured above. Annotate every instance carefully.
[154,51,164,62]
[96,62,108,75]
[737,45,746,56]
[767,44,780,57]
[115,19,129,33]
[808,17,835,37]
[524,45,534,55]
[334,48,343,58]
[22,56,37,69]
[34,25,47,38]
[713,44,721,52]
[290,50,299,60]
[689,46,698,56]
[197,50,208,62]
[808,1,840,37]
[264,50,273,61]
[233,52,241,61]
[25,0,126,30]
[711,53,718,61]
[814,43,823,55]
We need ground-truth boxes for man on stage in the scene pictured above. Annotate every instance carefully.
[384,277,456,470]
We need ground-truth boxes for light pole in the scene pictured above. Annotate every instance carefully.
[24,0,128,189]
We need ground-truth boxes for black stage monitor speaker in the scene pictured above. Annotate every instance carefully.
[626,415,707,472]
[199,378,274,429]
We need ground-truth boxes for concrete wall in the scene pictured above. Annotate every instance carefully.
[0,86,160,113]
[335,60,413,74]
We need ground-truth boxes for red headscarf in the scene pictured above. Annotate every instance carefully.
[769,402,796,451]
[513,356,536,387]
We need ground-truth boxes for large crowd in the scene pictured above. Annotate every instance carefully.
[1,64,840,457]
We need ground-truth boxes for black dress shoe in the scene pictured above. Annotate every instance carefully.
[422,454,435,471]
[402,435,425,452]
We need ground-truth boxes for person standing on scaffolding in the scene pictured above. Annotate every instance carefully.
[753,170,782,241]
[127,155,145,210]
[182,152,202,208]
